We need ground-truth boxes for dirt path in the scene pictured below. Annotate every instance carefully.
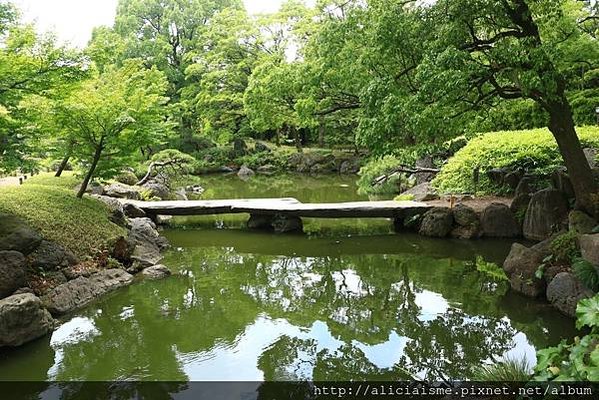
[0,175,29,188]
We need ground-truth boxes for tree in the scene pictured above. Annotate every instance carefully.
[0,12,85,173]
[245,60,309,150]
[409,0,599,214]
[48,60,171,198]
[114,0,242,140]
[182,7,262,143]
[86,26,127,73]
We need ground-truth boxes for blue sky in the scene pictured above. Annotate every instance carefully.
[13,0,304,47]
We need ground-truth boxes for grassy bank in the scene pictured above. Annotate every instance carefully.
[0,173,126,258]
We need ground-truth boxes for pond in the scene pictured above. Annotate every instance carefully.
[0,174,577,384]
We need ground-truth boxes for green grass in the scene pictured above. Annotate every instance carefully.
[472,357,532,381]
[432,126,599,195]
[0,173,126,258]
[25,171,81,189]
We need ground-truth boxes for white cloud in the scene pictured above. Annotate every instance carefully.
[12,0,308,48]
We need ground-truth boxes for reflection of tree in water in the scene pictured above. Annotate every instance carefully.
[252,258,515,381]
[47,246,538,384]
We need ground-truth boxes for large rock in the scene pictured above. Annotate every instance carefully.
[289,152,335,173]
[233,138,248,157]
[42,269,134,315]
[91,195,127,226]
[174,188,188,201]
[254,142,271,153]
[131,243,163,268]
[568,211,597,235]
[123,203,146,218]
[547,272,594,317]
[247,214,274,230]
[451,225,481,240]
[0,293,54,347]
[399,182,439,202]
[580,234,599,266]
[419,208,453,238]
[510,194,531,218]
[339,158,361,175]
[28,240,78,271]
[451,204,480,240]
[551,168,575,200]
[503,243,546,297]
[142,265,172,280]
[141,180,170,200]
[504,171,524,191]
[238,165,255,180]
[0,213,42,255]
[514,177,534,198]
[272,215,303,234]
[74,182,104,196]
[487,168,509,187]
[523,189,569,241]
[257,165,276,175]
[127,218,169,268]
[0,251,26,299]
[481,203,520,238]
[128,218,170,251]
[453,204,478,227]
[103,183,141,200]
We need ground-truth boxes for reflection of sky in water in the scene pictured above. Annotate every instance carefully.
[415,290,450,322]
[48,316,100,380]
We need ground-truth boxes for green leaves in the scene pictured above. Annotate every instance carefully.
[576,296,599,330]
[534,295,599,381]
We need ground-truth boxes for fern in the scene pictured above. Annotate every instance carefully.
[573,258,599,292]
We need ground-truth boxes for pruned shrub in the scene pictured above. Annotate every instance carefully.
[432,126,599,195]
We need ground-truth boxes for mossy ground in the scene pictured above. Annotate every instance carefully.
[0,172,126,258]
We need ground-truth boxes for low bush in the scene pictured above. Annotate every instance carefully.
[550,231,581,263]
[357,156,412,196]
[432,126,599,195]
[115,170,139,186]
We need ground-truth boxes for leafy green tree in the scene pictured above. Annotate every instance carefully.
[245,60,307,149]
[242,0,317,148]
[182,7,262,143]
[86,26,127,73]
[0,1,16,34]
[45,60,171,198]
[0,15,85,173]
[407,0,599,214]
[114,0,242,140]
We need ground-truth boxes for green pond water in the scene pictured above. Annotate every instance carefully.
[0,174,577,383]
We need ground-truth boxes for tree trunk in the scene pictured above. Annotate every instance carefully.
[77,143,103,199]
[275,128,281,147]
[293,126,303,153]
[547,99,598,216]
[318,117,325,148]
[55,155,70,177]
